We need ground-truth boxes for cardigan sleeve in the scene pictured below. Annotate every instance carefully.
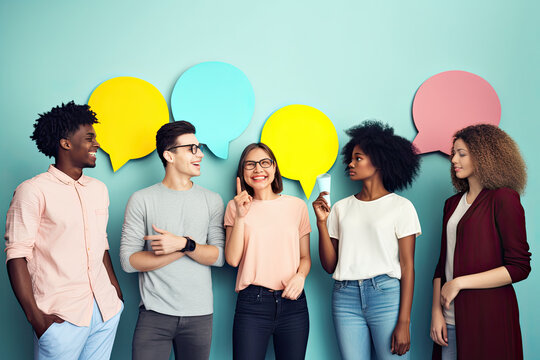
[493,188,531,283]
[433,198,451,280]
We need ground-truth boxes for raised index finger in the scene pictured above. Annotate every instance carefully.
[236,177,242,195]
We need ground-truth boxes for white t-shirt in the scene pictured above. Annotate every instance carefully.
[327,193,421,281]
[443,192,471,325]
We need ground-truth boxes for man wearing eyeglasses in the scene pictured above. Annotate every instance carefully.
[120,121,225,360]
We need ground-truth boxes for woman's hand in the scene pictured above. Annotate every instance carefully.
[430,307,448,346]
[391,320,411,355]
[234,177,252,218]
[440,278,461,310]
[281,273,306,300]
[312,192,330,222]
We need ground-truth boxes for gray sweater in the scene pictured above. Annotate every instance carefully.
[120,182,225,316]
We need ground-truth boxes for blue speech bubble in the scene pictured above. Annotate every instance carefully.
[171,62,255,159]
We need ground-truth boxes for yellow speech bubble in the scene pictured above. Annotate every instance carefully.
[261,105,339,198]
[89,77,169,171]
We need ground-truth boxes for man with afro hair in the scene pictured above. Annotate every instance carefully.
[5,101,124,360]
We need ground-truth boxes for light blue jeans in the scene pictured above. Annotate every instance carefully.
[33,299,123,360]
[441,324,456,360]
[332,275,408,360]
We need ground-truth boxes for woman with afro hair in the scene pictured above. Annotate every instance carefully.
[430,124,531,360]
[313,120,421,359]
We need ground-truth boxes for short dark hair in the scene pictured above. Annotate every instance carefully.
[30,101,99,158]
[342,120,420,192]
[236,143,283,196]
[156,121,196,167]
[451,124,527,194]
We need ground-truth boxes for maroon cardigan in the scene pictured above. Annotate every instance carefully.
[432,188,531,360]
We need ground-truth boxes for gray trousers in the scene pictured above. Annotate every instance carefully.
[132,306,213,360]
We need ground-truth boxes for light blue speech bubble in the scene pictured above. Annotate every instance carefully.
[171,62,255,159]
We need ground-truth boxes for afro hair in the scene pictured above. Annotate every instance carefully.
[342,120,420,192]
[30,101,99,158]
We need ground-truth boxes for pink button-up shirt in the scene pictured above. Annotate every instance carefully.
[5,165,122,326]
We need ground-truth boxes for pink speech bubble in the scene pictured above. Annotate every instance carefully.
[412,70,501,155]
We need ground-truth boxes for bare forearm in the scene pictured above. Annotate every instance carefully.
[102,251,123,301]
[297,255,311,278]
[455,266,512,290]
[186,244,219,266]
[129,251,183,272]
[317,221,337,274]
[7,258,41,323]
[432,278,442,313]
[398,265,414,323]
[225,221,245,267]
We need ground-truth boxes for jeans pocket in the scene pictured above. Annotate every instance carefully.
[237,291,261,305]
[374,276,400,293]
[38,321,60,344]
[333,280,346,292]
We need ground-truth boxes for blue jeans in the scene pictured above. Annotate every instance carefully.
[233,285,309,360]
[332,275,408,360]
[33,299,123,360]
[441,324,456,360]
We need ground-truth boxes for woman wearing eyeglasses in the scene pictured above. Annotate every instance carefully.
[224,143,311,360]
[313,121,421,359]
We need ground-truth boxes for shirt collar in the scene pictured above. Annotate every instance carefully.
[47,165,90,186]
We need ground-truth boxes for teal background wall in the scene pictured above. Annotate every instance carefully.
[1,1,538,358]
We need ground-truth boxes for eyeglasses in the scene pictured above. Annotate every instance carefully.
[166,143,204,154]
[243,158,274,170]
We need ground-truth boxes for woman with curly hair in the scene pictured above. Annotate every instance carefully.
[313,120,421,359]
[430,124,531,360]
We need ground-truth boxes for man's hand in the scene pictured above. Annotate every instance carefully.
[144,224,187,255]
[31,311,64,339]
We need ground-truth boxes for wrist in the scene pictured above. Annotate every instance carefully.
[452,277,464,290]
[176,236,187,251]
[397,318,411,325]
[27,308,44,325]
[179,237,196,252]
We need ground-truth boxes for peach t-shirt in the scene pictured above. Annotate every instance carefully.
[224,195,311,292]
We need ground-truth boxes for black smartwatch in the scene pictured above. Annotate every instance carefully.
[180,237,196,252]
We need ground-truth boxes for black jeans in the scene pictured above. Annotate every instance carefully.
[233,285,310,360]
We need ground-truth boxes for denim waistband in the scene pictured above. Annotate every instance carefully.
[335,274,396,287]
[240,284,284,296]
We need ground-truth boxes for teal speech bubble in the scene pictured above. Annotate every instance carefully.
[170,62,255,159]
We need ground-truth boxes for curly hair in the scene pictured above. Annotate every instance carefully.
[451,124,527,194]
[156,121,196,167]
[30,101,99,158]
[342,120,420,192]
[236,143,283,197]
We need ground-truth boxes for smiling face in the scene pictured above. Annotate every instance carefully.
[165,133,204,178]
[242,147,276,193]
[451,138,475,179]
[348,145,379,181]
[65,124,100,169]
